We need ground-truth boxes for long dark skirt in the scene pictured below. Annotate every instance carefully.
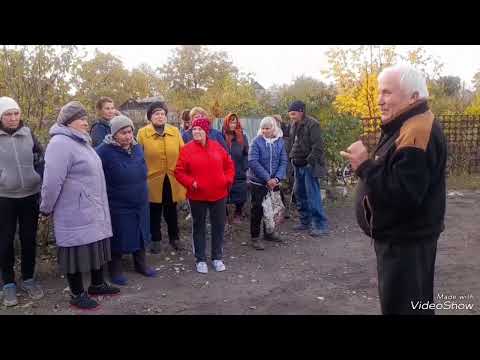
[57,238,111,275]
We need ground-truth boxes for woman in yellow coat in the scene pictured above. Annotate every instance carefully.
[137,102,186,253]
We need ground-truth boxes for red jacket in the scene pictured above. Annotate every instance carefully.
[174,139,235,202]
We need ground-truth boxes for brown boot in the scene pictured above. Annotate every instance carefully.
[251,237,265,250]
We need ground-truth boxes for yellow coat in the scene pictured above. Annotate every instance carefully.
[137,123,186,204]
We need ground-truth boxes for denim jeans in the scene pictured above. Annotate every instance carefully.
[293,165,328,230]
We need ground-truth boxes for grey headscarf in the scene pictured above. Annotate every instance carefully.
[57,101,88,126]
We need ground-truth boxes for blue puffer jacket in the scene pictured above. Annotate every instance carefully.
[248,135,288,186]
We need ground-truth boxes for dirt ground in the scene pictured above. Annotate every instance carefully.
[1,188,479,315]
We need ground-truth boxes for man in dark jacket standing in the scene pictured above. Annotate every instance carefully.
[341,64,447,315]
[288,100,329,237]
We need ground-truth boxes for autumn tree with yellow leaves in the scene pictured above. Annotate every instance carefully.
[323,45,444,123]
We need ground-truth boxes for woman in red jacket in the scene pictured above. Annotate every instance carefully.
[175,118,235,274]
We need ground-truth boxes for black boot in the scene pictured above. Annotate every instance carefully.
[70,292,99,310]
[87,283,120,297]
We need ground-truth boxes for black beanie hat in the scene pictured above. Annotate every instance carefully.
[147,101,168,120]
[288,100,306,113]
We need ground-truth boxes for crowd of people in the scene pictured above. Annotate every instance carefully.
[0,94,329,310]
[0,64,447,314]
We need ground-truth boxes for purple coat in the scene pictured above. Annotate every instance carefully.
[40,124,112,247]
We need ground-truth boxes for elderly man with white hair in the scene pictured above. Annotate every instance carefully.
[341,64,448,315]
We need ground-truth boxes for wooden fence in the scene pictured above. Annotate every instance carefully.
[361,115,480,174]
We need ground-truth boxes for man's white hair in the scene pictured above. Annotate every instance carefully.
[378,64,429,99]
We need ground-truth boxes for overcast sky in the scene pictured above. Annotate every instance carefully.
[83,45,480,90]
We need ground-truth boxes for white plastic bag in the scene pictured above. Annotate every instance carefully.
[262,190,285,234]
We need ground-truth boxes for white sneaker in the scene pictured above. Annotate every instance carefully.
[196,261,208,274]
[212,260,226,272]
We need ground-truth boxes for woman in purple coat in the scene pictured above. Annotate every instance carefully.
[40,101,120,310]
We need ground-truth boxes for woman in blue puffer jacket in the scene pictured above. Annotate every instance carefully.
[248,116,288,250]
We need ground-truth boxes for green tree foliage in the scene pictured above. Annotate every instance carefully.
[159,45,259,117]
[318,110,363,183]
[0,45,81,141]
[73,50,133,112]
[466,71,480,115]
[202,74,259,117]
[74,51,170,113]
[128,64,168,100]
[429,76,472,114]
[264,76,336,118]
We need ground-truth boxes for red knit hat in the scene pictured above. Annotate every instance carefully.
[191,117,211,135]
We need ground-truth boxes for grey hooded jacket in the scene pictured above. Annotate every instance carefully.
[0,126,42,198]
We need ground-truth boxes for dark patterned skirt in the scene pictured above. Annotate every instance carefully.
[57,238,112,274]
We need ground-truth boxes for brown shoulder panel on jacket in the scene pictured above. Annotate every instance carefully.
[395,110,434,152]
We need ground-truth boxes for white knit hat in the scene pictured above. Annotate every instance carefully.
[0,97,20,118]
